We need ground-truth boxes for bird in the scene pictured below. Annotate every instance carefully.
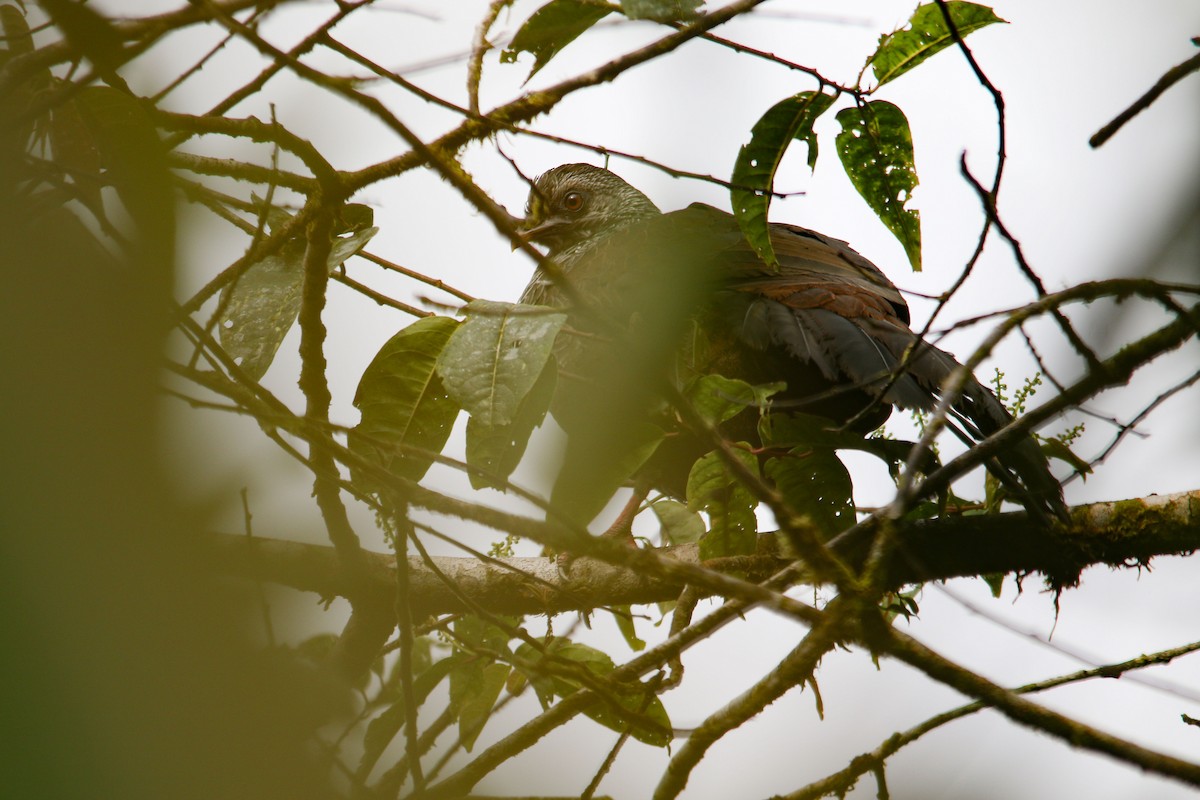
[517,162,1068,525]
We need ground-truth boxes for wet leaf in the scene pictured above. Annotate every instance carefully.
[870,2,1006,86]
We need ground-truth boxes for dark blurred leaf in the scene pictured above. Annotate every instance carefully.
[350,316,462,489]
[40,0,124,72]
[72,86,174,263]
[759,412,918,467]
[551,420,665,528]
[870,1,1006,86]
[48,93,105,220]
[732,91,837,268]
[687,447,759,559]
[438,300,567,428]
[836,100,922,270]
[514,638,672,747]
[0,2,51,156]
[621,0,702,22]
[501,0,613,80]
[465,356,556,490]
[765,447,855,538]
[651,498,705,544]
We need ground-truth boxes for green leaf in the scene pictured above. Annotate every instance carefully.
[687,448,759,559]
[732,91,837,268]
[764,448,855,538]
[621,0,703,22]
[685,374,769,427]
[437,300,567,428]
[1040,436,1093,478]
[514,638,672,747]
[651,499,705,545]
[350,316,462,489]
[612,606,646,651]
[870,2,1007,87]
[465,356,556,490]
[501,0,614,80]
[218,217,377,380]
[836,100,922,270]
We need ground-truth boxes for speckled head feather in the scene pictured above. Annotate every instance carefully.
[520,163,662,258]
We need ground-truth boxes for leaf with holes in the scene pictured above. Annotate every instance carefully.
[218,219,376,380]
[836,101,921,270]
[621,0,703,22]
[870,2,1006,87]
[732,91,837,268]
[765,448,855,539]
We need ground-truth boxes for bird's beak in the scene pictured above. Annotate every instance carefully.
[512,216,566,251]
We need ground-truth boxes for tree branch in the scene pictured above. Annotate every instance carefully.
[202,489,1200,617]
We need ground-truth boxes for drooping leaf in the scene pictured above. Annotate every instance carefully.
[1040,436,1093,478]
[500,0,614,80]
[465,356,557,490]
[514,638,671,747]
[765,448,855,538]
[217,210,377,380]
[350,316,462,489]
[732,91,837,268]
[836,100,922,270]
[621,0,703,22]
[437,300,567,428]
[869,2,1007,87]
[687,447,759,559]
[651,498,705,545]
[612,606,646,651]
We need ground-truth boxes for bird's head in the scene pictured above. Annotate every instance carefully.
[519,163,662,256]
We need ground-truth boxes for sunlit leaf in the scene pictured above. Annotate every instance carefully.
[350,316,462,489]
[732,91,837,268]
[438,300,567,428]
[501,0,613,80]
[870,2,1006,86]
[687,447,759,559]
[651,498,705,545]
[836,100,922,270]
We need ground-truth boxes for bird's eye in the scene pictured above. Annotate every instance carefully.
[561,190,585,212]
